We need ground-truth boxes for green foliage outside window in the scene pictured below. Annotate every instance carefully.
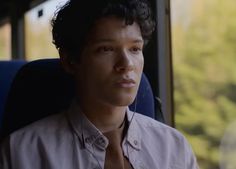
[172,0,236,169]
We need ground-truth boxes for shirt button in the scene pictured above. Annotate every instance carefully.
[85,136,95,143]
[98,138,105,145]
[95,137,107,150]
[138,164,146,169]
[134,140,138,145]
[85,137,90,143]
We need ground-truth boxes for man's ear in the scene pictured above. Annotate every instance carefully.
[59,49,75,74]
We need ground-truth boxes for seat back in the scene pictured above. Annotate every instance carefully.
[0,60,26,127]
[0,59,155,139]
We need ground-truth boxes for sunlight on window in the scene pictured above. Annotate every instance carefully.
[25,0,68,61]
[0,21,11,60]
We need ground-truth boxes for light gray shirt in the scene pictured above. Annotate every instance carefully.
[0,102,199,169]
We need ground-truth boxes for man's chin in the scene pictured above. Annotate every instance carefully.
[110,95,136,107]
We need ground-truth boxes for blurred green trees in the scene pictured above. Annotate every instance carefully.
[172,0,236,169]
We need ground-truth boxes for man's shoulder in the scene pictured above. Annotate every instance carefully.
[9,113,68,143]
[0,113,75,168]
[133,112,195,163]
[131,113,199,169]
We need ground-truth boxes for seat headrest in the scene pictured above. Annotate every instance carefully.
[0,60,26,125]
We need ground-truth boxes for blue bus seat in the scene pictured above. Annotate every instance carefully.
[0,60,26,128]
[0,59,155,139]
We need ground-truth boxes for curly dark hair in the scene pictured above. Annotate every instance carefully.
[51,0,155,61]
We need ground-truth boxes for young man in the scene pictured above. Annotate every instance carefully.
[0,0,199,168]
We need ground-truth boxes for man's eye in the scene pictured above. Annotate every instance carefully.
[98,46,114,52]
[130,47,142,53]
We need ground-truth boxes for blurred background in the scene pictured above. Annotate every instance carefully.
[171,0,236,169]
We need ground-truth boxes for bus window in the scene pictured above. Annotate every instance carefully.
[171,0,236,169]
[24,0,68,61]
[0,20,11,60]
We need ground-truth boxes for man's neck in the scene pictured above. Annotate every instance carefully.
[79,101,127,133]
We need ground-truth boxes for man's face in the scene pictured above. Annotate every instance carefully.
[73,16,144,107]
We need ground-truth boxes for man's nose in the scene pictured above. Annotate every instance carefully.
[114,50,134,73]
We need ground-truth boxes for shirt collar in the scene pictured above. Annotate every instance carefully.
[66,100,141,151]
[66,100,108,150]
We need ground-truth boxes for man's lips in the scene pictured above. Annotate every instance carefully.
[115,78,136,88]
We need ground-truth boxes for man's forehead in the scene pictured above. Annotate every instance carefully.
[88,25,143,43]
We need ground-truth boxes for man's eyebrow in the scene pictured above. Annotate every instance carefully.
[93,38,144,44]
[132,39,144,44]
[93,39,115,43]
